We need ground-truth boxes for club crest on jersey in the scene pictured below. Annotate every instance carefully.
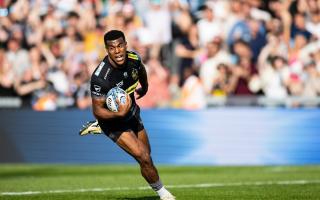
[124,72,128,78]
[94,85,101,92]
[131,69,138,80]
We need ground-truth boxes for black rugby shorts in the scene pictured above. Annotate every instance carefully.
[98,107,144,142]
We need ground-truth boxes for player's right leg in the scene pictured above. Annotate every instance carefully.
[116,130,175,200]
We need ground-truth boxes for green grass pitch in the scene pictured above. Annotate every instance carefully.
[0,164,319,200]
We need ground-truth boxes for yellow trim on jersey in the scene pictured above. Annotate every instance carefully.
[126,81,139,94]
[128,53,139,60]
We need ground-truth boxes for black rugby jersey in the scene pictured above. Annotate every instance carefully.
[90,50,142,109]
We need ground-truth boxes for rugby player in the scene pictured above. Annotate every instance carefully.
[80,30,175,200]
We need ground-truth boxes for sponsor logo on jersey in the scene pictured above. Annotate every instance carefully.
[94,85,101,92]
[131,68,138,80]
[91,91,101,96]
[116,81,123,87]
[94,62,105,76]
[104,68,110,80]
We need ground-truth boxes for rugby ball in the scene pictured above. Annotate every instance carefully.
[106,87,127,112]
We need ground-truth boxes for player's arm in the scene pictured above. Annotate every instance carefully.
[135,63,148,99]
[91,96,131,120]
[90,77,131,120]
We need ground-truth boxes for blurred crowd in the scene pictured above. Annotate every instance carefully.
[1,0,320,110]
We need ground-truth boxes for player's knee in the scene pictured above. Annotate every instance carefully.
[135,150,151,166]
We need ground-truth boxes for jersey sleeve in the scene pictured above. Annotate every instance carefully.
[127,51,143,69]
[90,76,108,98]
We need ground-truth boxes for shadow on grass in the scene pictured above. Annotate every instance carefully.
[118,196,158,200]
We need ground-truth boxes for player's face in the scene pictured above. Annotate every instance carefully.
[106,37,127,66]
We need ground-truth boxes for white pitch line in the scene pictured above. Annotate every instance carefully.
[1,180,320,196]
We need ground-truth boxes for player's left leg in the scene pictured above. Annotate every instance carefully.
[137,129,175,200]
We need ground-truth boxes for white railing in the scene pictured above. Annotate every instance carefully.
[0,97,22,108]
[206,96,320,108]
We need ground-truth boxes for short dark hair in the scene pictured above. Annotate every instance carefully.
[104,30,126,45]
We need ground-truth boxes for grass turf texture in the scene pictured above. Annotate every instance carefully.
[0,165,319,200]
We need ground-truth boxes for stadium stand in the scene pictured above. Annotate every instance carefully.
[1,0,320,109]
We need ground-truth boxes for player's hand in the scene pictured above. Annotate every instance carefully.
[135,87,147,99]
[116,93,132,117]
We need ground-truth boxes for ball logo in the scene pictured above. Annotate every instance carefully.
[119,96,126,104]
[107,98,113,107]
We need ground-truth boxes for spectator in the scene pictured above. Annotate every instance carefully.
[137,58,171,108]
[14,67,46,108]
[1,0,320,109]
[259,56,289,99]
[232,57,254,95]
[175,23,201,86]
[33,83,58,111]
[196,4,222,47]
[291,12,312,41]
[306,10,320,39]
[302,61,320,97]
[72,69,91,110]
[229,39,256,95]
[144,0,172,58]
[247,18,267,62]
[180,67,206,110]
[211,63,237,96]
[6,38,30,78]
[199,37,231,94]
[0,48,16,97]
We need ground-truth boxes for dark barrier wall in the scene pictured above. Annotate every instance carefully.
[0,108,320,165]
